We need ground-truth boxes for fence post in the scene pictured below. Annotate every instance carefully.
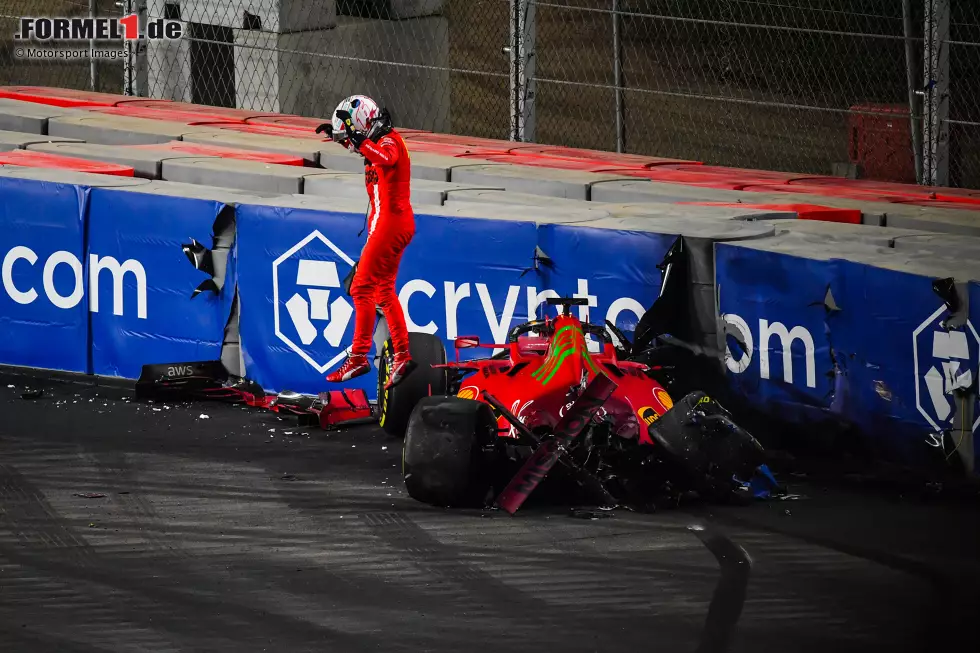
[510,0,536,142]
[902,0,924,185]
[123,0,134,95]
[613,0,623,153]
[89,0,98,91]
[923,0,950,186]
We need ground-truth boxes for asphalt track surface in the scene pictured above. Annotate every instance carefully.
[1,371,978,653]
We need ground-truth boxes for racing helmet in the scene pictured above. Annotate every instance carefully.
[331,95,379,149]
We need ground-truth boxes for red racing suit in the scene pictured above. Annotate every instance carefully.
[349,130,415,358]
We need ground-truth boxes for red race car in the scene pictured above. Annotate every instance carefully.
[374,294,771,513]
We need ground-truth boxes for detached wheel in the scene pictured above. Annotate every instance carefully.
[377,332,448,437]
[403,396,497,508]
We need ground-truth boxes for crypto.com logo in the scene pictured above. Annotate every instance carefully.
[913,305,980,436]
[14,15,183,42]
[273,231,356,374]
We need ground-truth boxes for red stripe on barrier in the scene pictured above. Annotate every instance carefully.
[123,99,264,120]
[129,140,306,166]
[455,152,645,174]
[403,141,514,158]
[0,85,143,108]
[244,115,330,131]
[212,123,332,140]
[83,105,245,126]
[506,144,700,168]
[0,149,135,176]
[680,201,862,224]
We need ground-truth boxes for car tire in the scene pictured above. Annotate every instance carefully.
[377,332,448,437]
[403,395,497,508]
[647,391,765,494]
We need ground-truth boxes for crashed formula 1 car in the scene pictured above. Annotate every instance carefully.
[373,238,781,513]
[376,295,773,513]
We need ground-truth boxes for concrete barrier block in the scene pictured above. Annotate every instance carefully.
[767,218,936,246]
[0,165,151,188]
[450,164,639,200]
[421,201,610,225]
[608,202,797,222]
[304,174,496,206]
[295,171,365,202]
[0,130,83,152]
[0,98,82,135]
[239,193,375,215]
[444,188,590,208]
[26,142,204,179]
[316,147,367,174]
[590,179,742,204]
[178,0,337,33]
[47,115,216,146]
[97,179,282,204]
[890,233,980,260]
[884,211,980,238]
[182,130,323,165]
[161,157,317,194]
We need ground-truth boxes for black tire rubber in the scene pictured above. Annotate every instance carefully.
[647,391,766,495]
[377,332,448,437]
[403,396,497,508]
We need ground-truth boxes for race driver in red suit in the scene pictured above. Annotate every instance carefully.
[316,95,416,388]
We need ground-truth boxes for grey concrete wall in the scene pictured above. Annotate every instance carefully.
[276,16,450,133]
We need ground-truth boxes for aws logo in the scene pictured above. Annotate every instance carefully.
[638,405,660,426]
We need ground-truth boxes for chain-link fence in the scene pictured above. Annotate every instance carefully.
[1,0,127,93]
[2,1,980,188]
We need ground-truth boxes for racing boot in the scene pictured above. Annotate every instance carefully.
[326,354,370,383]
[384,351,416,390]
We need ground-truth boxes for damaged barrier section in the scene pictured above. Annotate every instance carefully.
[86,183,246,379]
[716,239,980,475]
[2,163,980,477]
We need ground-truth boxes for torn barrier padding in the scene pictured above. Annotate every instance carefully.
[0,175,90,372]
[235,203,539,397]
[86,188,238,379]
[716,240,980,472]
[838,262,977,472]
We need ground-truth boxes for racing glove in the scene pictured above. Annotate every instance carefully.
[314,122,333,137]
[334,110,366,151]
